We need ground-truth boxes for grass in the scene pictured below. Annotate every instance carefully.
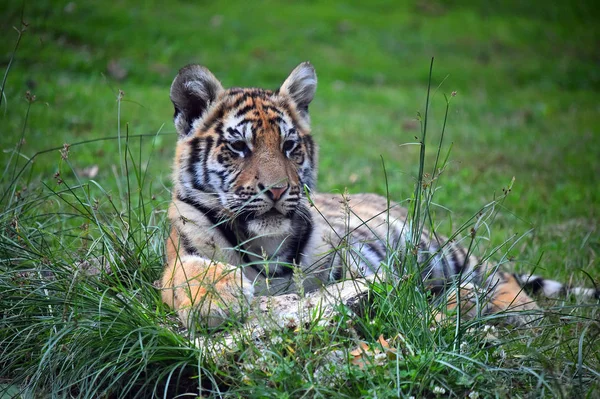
[1,0,599,397]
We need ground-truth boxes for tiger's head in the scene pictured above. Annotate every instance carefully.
[170,63,318,236]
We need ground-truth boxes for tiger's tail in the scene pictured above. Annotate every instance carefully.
[513,273,599,300]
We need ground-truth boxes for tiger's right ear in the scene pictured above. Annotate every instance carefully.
[170,64,224,137]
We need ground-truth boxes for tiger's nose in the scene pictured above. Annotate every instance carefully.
[260,183,289,202]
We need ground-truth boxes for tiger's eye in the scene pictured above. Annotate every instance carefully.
[282,140,296,153]
[229,141,248,153]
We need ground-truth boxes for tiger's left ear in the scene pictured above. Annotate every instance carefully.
[279,62,317,115]
[170,64,224,138]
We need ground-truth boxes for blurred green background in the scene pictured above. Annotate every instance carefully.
[1,0,599,278]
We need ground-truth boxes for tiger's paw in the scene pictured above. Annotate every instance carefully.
[165,258,255,329]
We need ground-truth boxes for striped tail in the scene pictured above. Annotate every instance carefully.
[513,273,599,300]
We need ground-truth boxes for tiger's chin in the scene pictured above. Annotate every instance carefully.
[246,211,292,237]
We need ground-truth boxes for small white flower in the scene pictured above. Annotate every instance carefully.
[432,386,446,395]
[483,324,497,334]
[408,396,416,399]
[460,341,469,353]
[374,352,387,365]
[468,391,480,399]
[270,335,283,345]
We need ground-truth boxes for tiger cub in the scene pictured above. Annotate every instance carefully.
[161,62,597,328]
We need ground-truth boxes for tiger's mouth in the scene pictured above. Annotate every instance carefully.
[244,208,294,237]
[256,208,285,219]
[235,207,286,222]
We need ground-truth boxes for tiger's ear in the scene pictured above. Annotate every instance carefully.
[279,62,317,116]
[170,64,224,137]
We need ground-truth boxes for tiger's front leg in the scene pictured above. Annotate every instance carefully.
[161,256,254,329]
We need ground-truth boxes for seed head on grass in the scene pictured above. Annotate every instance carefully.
[25,90,36,103]
[60,143,70,160]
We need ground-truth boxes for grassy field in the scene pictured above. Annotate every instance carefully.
[1,1,599,397]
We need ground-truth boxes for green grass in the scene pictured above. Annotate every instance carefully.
[1,0,599,397]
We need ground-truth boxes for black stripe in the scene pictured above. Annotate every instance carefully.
[202,137,214,186]
[285,208,313,266]
[522,276,545,295]
[332,264,344,281]
[290,146,303,160]
[187,138,211,192]
[235,105,256,117]
[365,242,385,263]
[261,105,282,115]
[231,92,252,109]
[178,230,199,256]
[188,137,201,177]
[185,175,209,193]
[176,194,249,263]
[303,136,315,167]
[230,90,269,110]
[448,245,462,277]
[270,115,284,125]
[217,153,231,165]
[226,126,244,138]
[213,169,232,191]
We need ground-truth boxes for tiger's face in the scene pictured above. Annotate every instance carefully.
[170,63,318,236]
